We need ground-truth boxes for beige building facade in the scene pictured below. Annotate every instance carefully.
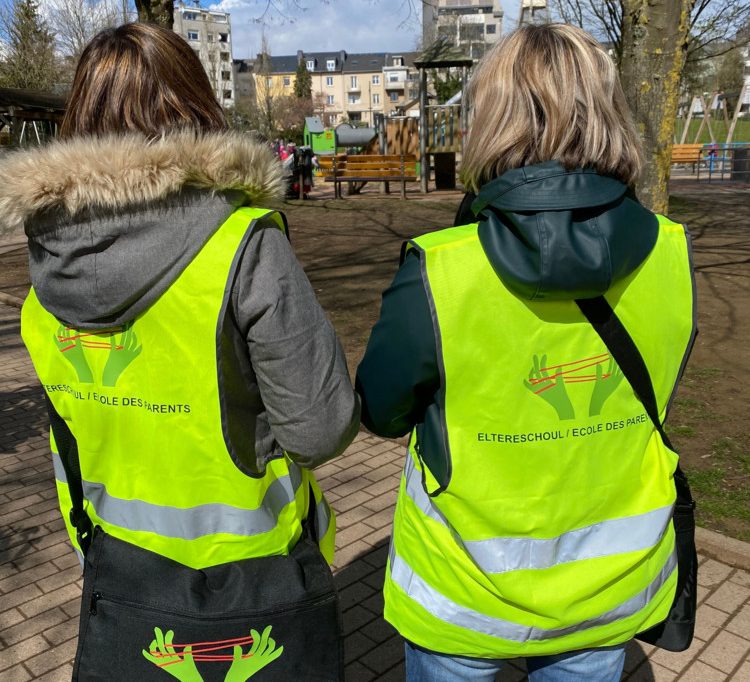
[259,51,419,127]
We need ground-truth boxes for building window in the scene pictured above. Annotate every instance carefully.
[348,94,360,104]
[350,76,358,88]
[187,31,199,41]
[392,57,404,66]
[486,23,496,34]
[222,71,231,81]
[223,90,232,99]
[183,11,197,20]
[220,52,229,62]
[206,33,213,42]
[326,59,336,71]
[283,77,290,86]
[372,75,380,85]
[266,77,273,88]
[219,33,229,42]
[306,59,315,70]
[326,76,334,86]
[388,73,400,83]
[389,91,399,102]
[326,95,335,105]
[372,93,380,104]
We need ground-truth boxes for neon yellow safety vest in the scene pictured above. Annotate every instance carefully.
[21,207,335,569]
[384,215,695,658]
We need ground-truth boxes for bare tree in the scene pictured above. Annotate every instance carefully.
[551,0,750,64]
[549,0,749,211]
[46,0,122,59]
[619,0,695,213]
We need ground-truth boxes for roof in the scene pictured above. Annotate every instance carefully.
[343,53,387,73]
[259,50,418,75]
[414,38,473,68]
[0,88,67,112]
[305,117,325,134]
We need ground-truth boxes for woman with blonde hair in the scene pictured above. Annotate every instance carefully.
[357,23,695,681]
[2,23,357,680]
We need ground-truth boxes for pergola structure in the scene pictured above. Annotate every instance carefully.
[0,88,67,147]
[413,39,473,193]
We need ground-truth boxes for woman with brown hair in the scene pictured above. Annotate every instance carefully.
[1,23,357,681]
[356,23,695,681]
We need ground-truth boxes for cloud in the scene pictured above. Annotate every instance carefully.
[206,0,422,59]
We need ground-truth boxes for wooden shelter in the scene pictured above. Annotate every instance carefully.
[0,88,67,147]
[413,39,473,192]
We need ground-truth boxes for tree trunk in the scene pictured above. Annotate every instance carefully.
[619,0,694,213]
[134,0,173,28]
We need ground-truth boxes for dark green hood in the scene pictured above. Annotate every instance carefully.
[470,162,658,301]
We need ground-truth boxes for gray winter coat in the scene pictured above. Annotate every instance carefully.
[0,131,360,473]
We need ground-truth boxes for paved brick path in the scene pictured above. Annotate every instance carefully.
[1,300,749,681]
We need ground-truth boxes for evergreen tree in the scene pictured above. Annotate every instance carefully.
[0,0,59,90]
[294,59,312,99]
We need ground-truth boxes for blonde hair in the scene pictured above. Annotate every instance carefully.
[461,23,642,193]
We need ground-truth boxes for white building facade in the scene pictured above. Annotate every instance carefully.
[174,4,235,109]
[423,0,504,60]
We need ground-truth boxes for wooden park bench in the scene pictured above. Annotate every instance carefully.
[318,154,418,199]
[671,143,704,172]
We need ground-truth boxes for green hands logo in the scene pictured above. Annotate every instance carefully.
[142,626,284,681]
[53,322,142,386]
[524,353,624,421]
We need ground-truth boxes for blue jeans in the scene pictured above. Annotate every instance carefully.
[405,641,627,682]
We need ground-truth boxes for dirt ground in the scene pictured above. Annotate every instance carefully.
[1,181,748,539]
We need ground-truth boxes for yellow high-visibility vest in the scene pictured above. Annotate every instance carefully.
[384,215,694,657]
[22,207,335,569]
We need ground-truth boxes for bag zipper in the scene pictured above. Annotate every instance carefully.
[87,589,335,621]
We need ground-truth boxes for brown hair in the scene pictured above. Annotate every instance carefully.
[461,23,642,192]
[60,23,227,138]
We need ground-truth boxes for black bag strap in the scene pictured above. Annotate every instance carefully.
[575,296,694,506]
[44,395,93,555]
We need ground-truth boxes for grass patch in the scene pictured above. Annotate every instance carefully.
[666,424,695,437]
[685,435,750,542]
[673,118,750,145]
[672,397,714,422]
[680,366,723,386]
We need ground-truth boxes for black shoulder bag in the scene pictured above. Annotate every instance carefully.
[45,397,343,682]
[576,297,697,653]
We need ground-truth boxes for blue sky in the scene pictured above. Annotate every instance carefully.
[208,0,423,58]
[0,0,522,59]
[210,0,522,59]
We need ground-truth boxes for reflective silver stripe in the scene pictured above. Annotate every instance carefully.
[315,498,332,540]
[52,452,67,484]
[389,544,677,642]
[83,464,303,540]
[404,455,673,573]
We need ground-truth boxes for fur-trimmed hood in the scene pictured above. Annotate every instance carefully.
[2,131,287,328]
[0,131,284,236]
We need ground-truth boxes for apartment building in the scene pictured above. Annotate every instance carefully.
[254,51,419,127]
[232,59,255,108]
[174,3,235,109]
[423,0,504,60]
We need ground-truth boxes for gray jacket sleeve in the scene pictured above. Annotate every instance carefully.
[233,221,360,468]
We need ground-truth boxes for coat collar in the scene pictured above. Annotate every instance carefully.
[0,130,285,236]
